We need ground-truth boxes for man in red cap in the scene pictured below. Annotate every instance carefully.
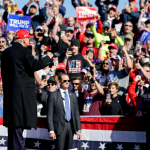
[15,9,24,16]
[22,0,46,31]
[1,29,53,150]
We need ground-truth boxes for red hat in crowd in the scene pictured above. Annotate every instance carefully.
[57,63,66,71]
[129,0,137,2]
[109,5,117,12]
[15,29,34,39]
[16,9,24,14]
[108,43,118,50]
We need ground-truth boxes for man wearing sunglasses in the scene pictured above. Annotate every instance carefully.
[120,21,134,41]
[71,76,81,98]
[81,32,98,58]
[37,77,57,115]
[47,73,81,150]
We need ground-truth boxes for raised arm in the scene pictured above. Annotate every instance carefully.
[122,46,133,74]
[51,14,60,43]
[92,68,104,95]
[137,9,145,31]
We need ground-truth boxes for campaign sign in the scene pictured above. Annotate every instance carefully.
[76,7,98,22]
[7,14,31,32]
[138,30,150,45]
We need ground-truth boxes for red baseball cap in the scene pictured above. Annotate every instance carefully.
[129,0,137,2]
[16,9,24,14]
[109,5,117,12]
[57,63,66,71]
[15,29,34,39]
[108,43,118,50]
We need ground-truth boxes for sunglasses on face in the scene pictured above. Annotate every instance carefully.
[72,83,79,85]
[63,80,70,83]
[0,41,4,43]
[124,24,132,27]
[36,29,42,32]
[57,69,65,73]
[86,35,94,39]
[48,83,55,86]
[103,62,108,65]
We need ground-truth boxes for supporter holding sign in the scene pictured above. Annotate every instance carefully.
[7,14,31,32]
[76,7,98,22]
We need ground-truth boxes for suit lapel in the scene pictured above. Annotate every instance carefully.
[57,89,65,113]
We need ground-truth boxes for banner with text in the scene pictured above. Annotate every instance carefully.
[76,7,98,22]
[7,14,31,32]
[138,30,150,45]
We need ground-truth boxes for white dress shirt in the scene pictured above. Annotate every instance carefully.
[59,88,71,111]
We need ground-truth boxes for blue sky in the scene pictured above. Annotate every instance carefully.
[15,0,140,17]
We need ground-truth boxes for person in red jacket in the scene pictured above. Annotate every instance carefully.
[128,75,144,116]
[81,32,98,58]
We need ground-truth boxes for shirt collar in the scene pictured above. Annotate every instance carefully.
[60,88,68,94]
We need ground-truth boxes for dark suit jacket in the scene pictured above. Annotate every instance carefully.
[37,90,49,115]
[47,89,81,136]
[1,42,52,129]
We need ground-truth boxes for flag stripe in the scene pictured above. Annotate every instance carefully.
[0,117,145,131]
[73,129,146,143]
[0,126,146,143]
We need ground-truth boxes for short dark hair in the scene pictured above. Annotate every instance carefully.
[58,73,69,81]
[71,76,81,81]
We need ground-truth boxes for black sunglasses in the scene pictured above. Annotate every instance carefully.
[103,63,108,65]
[0,41,4,43]
[63,80,70,83]
[57,69,65,73]
[36,29,42,32]
[72,83,79,85]
[48,83,55,86]
[86,35,94,39]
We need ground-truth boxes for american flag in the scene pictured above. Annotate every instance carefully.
[0,117,146,150]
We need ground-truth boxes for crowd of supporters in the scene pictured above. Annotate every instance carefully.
[1,0,150,117]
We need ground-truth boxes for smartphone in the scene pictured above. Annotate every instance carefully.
[61,31,65,37]
[45,45,51,50]
[136,41,141,50]
[106,93,111,100]
[41,75,46,80]
[54,60,58,66]
[68,47,72,51]
[125,3,128,7]
[105,41,110,44]
[90,66,93,76]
